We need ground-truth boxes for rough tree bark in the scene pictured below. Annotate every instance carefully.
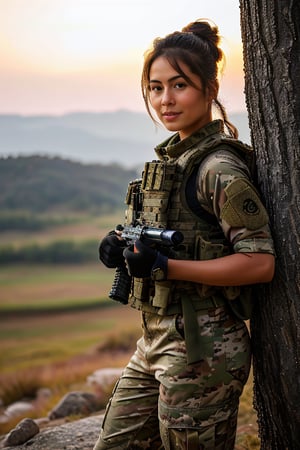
[239,1,300,449]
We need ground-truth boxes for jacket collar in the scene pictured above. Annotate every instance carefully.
[155,120,225,160]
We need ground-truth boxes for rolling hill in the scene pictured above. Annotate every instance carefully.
[0,110,250,168]
[0,155,137,213]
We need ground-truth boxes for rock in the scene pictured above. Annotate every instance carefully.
[87,368,123,393]
[1,418,39,447]
[34,417,50,427]
[0,414,104,450]
[0,402,34,423]
[0,388,52,424]
[48,392,100,420]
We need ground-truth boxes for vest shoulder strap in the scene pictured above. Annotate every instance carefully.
[178,134,256,221]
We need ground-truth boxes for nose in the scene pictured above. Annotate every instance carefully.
[161,88,175,105]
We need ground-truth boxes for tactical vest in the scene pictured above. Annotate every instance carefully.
[125,120,254,320]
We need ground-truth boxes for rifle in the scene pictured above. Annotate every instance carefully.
[109,224,184,305]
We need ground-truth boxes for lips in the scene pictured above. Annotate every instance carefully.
[162,111,180,121]
[163,111,179,116]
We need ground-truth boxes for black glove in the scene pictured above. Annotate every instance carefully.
[99,231,127,268]
[123,239,168,280]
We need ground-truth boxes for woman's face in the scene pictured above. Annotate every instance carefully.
[149,56,213,140]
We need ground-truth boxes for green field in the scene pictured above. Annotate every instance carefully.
[0,261,141,371]
[0,212,127,366]
[0,210,125,311]
[0,263,114,311]
[0,213,140,374]
[0,259,141,436]
[0,211,123,247]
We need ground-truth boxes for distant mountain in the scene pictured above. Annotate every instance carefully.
[0,110,250,169]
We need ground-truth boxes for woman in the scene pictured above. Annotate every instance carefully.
[94,19,275,450]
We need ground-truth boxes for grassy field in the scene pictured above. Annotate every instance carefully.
[0,210,125,311]
[0,214,260,447]
[0,263,141,372]
[0,257,142,435]
[0,211,123,247]
[0,263,113,311]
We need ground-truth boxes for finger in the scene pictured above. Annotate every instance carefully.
[134,239,148,253]
[106,235,125,246]
[123,245,134,259]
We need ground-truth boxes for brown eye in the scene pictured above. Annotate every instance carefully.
[174,82,186,89]
[149,85,162,92]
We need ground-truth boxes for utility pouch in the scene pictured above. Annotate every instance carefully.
[125,178,143,225]
[226,287,253,320]
[141,161,176,193]
[132,277,152,302]
[141,161,176,225]
[151,280,172,311]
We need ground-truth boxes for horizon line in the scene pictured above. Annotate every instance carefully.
[0,108,248,118]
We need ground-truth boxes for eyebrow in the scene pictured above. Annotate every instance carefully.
[149,75,183,84]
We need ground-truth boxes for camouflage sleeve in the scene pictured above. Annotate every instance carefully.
[196,148,275,255]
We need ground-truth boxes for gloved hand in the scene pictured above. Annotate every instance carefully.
[99,231,127,268]
[123,239,168,280]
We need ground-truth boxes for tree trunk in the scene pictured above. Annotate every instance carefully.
[239,1,300,449]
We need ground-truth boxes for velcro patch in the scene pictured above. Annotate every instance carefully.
[221,178,269,230]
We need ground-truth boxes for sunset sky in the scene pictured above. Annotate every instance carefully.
[0,0,246,116]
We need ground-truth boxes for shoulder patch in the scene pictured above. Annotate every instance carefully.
[221,178,269,230]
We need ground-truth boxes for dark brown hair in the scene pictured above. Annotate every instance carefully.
[141,19,238,138]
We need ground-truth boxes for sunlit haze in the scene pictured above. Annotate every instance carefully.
[0,0,246,116]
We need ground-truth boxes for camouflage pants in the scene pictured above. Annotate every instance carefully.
[93,306,251,450]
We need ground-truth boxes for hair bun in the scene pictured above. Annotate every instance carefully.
[182,20,221,62]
